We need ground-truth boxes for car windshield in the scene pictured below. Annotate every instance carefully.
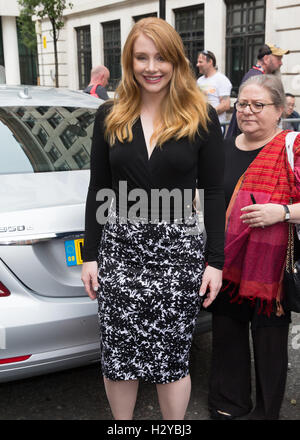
[0,106,97,174]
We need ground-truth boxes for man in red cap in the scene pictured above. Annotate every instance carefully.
[226,43,289,138]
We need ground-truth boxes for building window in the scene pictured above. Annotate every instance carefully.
[102,20,121,91]
[48,111,63,128]
[76,26,92,90]
[174,6,204,76]
[55,161,71,171]
[77,112,95,129]
[24,114,36,129]
[133,12,157,22]
[73,146,89,169]
[36,106,50,115]
[16,107,25,118]
[17,21,38,85]
[0,18,4,67]
[60,126,77,149]
[226,0,266,95]
[37,126,49,146]
[47,144,62,163]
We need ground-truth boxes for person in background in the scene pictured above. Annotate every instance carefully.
[197,50,232,133]
[84,65,110,100]
[81,17,225,420]
[226,43,290,139]
[283,93,300,131]
[207,74,300,420]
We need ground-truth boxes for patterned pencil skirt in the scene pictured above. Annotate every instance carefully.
[97,210,205,384]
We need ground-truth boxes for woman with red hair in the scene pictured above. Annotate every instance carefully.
[81,17,225,420]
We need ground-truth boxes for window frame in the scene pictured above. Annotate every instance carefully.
[0,18,4,67]
[174,5,205,77]
[76,25,92,91]
[133,12,157,22]
[102,20,121,91]
[225,0,266,95]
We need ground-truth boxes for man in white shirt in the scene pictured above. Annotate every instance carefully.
[197,50,232,128]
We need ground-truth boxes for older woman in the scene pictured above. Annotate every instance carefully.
[208,75,300,420]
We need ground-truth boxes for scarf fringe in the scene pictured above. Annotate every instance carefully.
[221,279,275,317]
[223,131,300,308]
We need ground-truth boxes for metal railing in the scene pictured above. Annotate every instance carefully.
[221,118,300,132]
[281,118,300,125]
[221,117,300,127]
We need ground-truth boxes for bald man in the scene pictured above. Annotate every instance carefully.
[84,65,110,100]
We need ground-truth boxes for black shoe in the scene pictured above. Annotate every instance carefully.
[210,408,236,420]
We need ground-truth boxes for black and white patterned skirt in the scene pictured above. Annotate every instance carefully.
[97,210,205,384]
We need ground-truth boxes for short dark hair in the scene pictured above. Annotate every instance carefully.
[200,50,216,67]
[257,44,272,60]
[285,93,295,98]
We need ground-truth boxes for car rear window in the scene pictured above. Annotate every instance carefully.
[0,106,97,174]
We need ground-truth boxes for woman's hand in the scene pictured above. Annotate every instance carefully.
[199,265,223,308]
[81,261,99,300]
[240,203,285,228]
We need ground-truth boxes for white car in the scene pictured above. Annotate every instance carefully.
[0,85,102,382]
[0,85,211,383]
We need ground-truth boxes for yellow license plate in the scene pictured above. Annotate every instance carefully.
[65,238,84,266]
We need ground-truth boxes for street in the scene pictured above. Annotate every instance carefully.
[0,314,299,421]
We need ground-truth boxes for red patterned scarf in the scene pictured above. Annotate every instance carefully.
[223,131,300,314]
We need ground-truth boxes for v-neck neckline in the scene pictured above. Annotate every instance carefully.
[138,117,157,161]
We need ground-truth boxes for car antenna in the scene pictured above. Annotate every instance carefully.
[18,87,32,99]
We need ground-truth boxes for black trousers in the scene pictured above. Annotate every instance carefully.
[208,314,290,420]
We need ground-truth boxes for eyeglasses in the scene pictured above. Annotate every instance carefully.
[235,101,275,114]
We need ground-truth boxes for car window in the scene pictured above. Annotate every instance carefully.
[0,106,97,174]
